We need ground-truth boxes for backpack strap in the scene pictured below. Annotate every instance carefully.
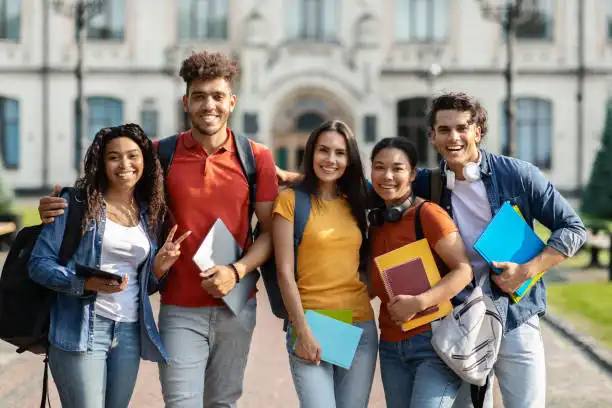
[429,168,443,205]
[58,187,86,265]
[157,134,179,177]
[233,132,258,253]
[414,201,427,241]
[293,188,311,278]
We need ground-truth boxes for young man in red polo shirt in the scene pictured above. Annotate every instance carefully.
[37,52,279,407]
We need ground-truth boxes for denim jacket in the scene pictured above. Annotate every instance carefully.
[28,191,167,363]
[413,149,587,333]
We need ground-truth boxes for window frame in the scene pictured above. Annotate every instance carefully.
[0,97,20,170]
[179,0,229,41]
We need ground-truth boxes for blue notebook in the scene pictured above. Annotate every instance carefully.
[294,310,363,369]
[473,202,546,300]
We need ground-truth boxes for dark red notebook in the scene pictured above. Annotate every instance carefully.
[382,258,439,318]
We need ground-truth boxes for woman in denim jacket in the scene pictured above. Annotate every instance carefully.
[28,124,190,408]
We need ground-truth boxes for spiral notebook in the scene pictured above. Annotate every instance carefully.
[374,239,453,331]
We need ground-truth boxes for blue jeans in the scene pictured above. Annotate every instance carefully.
[452,315,546,408]
[48,314,141,408]
[158,298,257,408]
[379,330,461,408]
[286,320,378,408]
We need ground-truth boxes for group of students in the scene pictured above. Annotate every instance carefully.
[30,50,586,408]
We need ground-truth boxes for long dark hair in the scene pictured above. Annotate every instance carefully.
[74,123,166,234]
[298,120,369,268]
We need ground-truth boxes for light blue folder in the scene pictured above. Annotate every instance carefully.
[294,310,363,370]
[473,202,545,299]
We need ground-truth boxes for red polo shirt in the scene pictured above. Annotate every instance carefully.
[158,128,278,307]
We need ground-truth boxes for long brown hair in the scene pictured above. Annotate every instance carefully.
[298,120,370,269]
[74,124,166,234]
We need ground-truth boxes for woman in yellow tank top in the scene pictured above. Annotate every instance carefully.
[272,120,377,408]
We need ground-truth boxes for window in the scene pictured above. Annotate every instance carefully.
[179,0,228,40]
[75,97,123,167]
[397,98,429,165]
[295,112,325,132]
[515,0,554,40]
[141,108,158,139]
[243,112,259,136]
[395,0,447,42]
[364,115,377,143]
[0,97,19,169]
[501,98,552,169]
[286,0,338,42]
[276,147,288,170]
[87,0,125,40]
[0,0,19,41]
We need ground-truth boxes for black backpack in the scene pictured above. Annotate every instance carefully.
[0,187,85,407]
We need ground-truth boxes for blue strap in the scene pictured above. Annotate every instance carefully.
[293,188,311,279]
[157,134,178,177]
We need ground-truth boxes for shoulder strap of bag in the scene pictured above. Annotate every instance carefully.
[293,187,311,280]
[414,201,427,241]
[58,187,86,265]
[429,168,443,205]
[233,132,258,254]
[157,134,179,177]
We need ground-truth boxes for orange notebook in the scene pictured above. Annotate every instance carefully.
[374,239,453,332]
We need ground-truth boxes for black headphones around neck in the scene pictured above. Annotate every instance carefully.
[368,194,414,227]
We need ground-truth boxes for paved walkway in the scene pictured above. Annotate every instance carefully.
[1,263,612,407]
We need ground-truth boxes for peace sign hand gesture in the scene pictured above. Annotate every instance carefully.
[153,225,191,279]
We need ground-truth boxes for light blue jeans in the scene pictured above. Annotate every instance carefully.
[158,298,257,408]
[48,314,141,408]
[286,320,378,408]
[452,315,546,408]
[379,329,461,408]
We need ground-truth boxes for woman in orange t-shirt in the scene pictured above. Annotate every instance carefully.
[368,137,473,408]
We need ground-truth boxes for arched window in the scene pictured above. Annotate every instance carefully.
[397,97,429,165]
[501,98,552,169]
[0,97,20,169]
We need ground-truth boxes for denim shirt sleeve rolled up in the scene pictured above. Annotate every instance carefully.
[521,163,587,257]
[28,191,88,297]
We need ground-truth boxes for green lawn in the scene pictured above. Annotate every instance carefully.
[547,283,612,348]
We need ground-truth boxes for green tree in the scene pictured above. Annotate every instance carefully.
[581,104,612,220]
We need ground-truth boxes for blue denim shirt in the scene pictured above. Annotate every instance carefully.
[28,191,168,363]
[413,149,587,333]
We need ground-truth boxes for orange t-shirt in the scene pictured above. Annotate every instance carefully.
[156,129,279,307]
[370,201,458,342]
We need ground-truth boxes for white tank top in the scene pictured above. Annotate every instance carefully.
[95,218,151,322]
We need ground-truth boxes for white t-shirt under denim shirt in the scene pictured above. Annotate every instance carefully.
[451,178,493,293]
[95,218,150,322]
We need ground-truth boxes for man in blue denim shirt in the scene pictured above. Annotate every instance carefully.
[412,92,586,408]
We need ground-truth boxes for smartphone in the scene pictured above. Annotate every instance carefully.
[75,263,124,284]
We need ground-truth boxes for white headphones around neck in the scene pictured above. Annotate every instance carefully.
[445,162,481,190]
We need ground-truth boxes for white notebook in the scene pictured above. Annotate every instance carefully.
[192,218,260,315]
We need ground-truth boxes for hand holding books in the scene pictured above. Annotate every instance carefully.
[200,265,239,298]
[490,261,537,295]
[294,326,322,365]
[387,294,424,326]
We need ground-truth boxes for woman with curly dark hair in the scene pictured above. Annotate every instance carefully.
[28,124,190,408]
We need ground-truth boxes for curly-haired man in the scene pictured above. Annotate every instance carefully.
[38,51,279,408]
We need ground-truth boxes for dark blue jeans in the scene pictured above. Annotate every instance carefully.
[379,329,461,408]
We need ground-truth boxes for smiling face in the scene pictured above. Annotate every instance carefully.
[104,137,144,191]
[183,77,236,139]
[430,109,481,176]
[371,147,415,206]
[312,130,348,186]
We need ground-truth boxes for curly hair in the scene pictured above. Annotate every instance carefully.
[427,92,489,137]
[179,51,239,94]
[74,123,166,235]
